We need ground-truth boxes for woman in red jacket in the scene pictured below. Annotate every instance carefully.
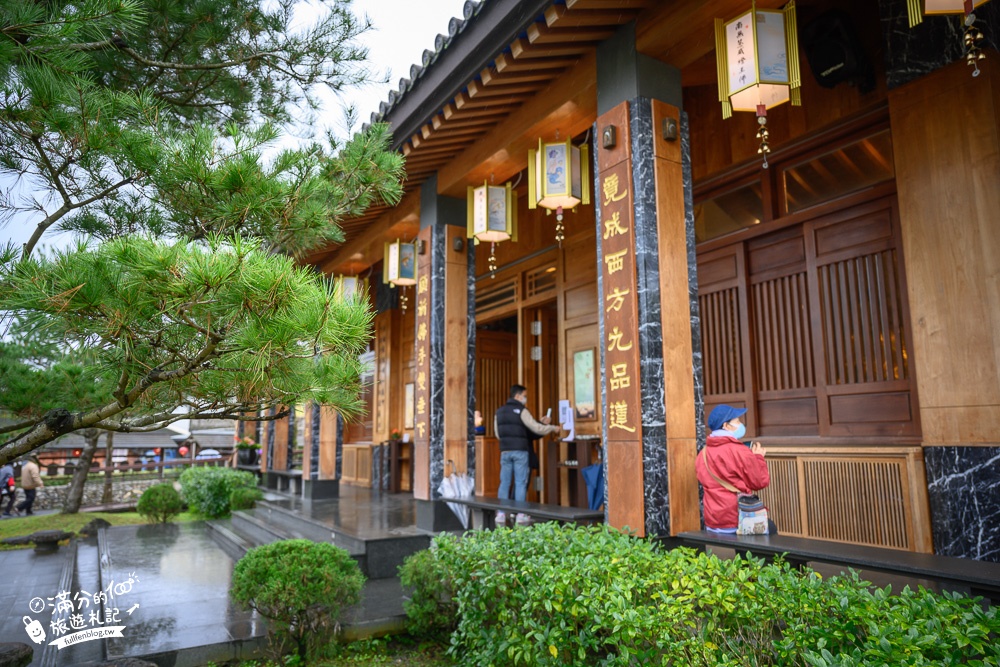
[695,405,773,533]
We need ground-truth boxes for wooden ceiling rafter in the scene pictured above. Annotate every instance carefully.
[565,0,649,9]
[494,52,578,73]
[526,22,617,46]
[544,5,642,28]
[316,0,654,274]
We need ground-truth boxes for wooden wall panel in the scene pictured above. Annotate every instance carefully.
[889,57,1000,445]
[475,437,501,497]
[758,447,932,552]
[476,331,518,439]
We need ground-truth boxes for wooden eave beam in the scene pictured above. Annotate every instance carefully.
[510,37,591,59]
[480,65,566,86]
[433,108,508,130]
[467,79,547,98]
[566,0,650,9]
[495,52,578,74]
[527,22,617,45]
[544,5,642,28]
[437,52,598,196]
[453,90,527,111]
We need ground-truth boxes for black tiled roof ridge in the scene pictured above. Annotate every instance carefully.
[366,0,485,130]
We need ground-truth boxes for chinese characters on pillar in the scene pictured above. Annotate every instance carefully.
[599,161,642,439]
[375,316,390,436]
[414,272,431,445]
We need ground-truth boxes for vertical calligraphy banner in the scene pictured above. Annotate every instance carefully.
[412,226,433,500]
[596,101,646,536]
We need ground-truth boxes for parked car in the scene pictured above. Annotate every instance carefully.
[196,449,222,460]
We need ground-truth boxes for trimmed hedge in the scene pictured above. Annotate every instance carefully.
[231,539,364,661]
[178,467,257,518]
[400,523,1000,667]
[136,483,184,523]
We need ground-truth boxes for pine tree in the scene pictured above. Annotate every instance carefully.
[0,0,404,464]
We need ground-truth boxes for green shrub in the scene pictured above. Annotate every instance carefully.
[230,539,365,661]
[230,486,263,511]
[136,483,185,523]
[418,523,1000,667]
[178,467,257,518]
[399,545,459,639]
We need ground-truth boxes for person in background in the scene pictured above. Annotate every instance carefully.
[16,455,44,516]
[694,405,773,533]
[0,462,16,516]
[494,384,559,526]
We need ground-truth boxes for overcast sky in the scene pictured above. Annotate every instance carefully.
[1,0,471,253]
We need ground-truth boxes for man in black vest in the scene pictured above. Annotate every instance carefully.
[494,384,560,525]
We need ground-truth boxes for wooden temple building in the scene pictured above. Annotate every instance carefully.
[253,0,1000,563]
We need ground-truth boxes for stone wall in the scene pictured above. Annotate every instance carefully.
[14,478,175,511]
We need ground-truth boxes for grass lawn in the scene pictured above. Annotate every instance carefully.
[0,511,200,548]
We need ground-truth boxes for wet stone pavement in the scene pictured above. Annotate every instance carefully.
[101,523,265,665]
[0,523,265,666]
[0,489,428,665]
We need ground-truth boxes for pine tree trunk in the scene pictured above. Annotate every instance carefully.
[102,431,114,505]
[63,429,101,514]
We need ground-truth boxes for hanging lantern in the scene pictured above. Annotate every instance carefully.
[384,240,417,313]
[907,0,989,76]
[715,1,801,168]
[333,274,366,302]
[527,138,590,246]
[383,240,417,287]
[467,181,517,279]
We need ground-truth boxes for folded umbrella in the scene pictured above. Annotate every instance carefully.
[581,461,605,511]
[438,460,474,529]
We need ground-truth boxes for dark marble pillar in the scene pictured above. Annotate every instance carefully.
[309,402,321,481]
[416,177,468,532]
[424,200,447,501]
[266,408,276,472]
[924,446,1000,563]
[466,241,477,483]
[286,406,295,472]
[879,0,1000,89]
[626,99,669,537]
[336,413,344,480]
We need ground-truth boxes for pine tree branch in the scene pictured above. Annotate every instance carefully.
[22,134,136,258]
[0,418,39,436]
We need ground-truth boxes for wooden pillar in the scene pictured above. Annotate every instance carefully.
[594,23,702,537]
[595,100,646,535]
[319,405,339,480]
[373,309,402,444]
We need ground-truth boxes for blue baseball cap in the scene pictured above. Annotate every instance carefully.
[708,405,747,431]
